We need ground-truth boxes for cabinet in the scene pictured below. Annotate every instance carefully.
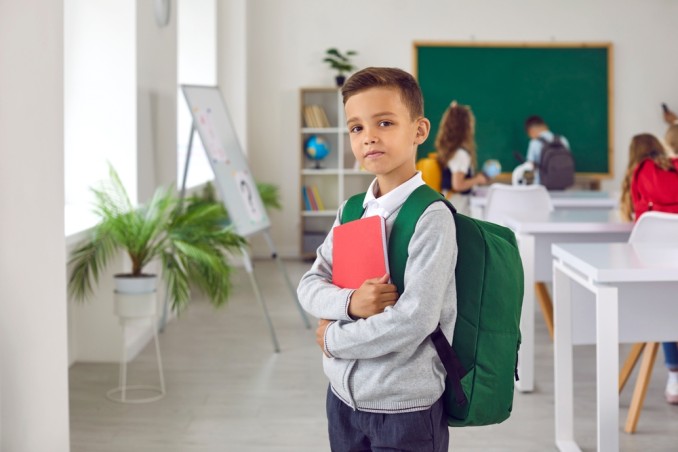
[299,87,373,259]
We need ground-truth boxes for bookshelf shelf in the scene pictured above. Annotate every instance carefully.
[299,87,373,259]
[301,210,337,218]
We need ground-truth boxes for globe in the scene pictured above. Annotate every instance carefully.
[482,159,502,179]
[304,135,330,168]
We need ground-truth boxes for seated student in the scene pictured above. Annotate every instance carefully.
[620,133,678,404]
[435,102,489,215]
[524,115,570,185]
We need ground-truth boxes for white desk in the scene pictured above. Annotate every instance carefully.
[503,210,633,392]
[470,189,618,219]
[552,243,678,452]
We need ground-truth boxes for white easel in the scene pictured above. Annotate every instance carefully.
[160,85,310,352]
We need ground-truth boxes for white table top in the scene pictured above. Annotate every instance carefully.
[503,209,633,234]
[552,242,678,283]
[470,189,617,208]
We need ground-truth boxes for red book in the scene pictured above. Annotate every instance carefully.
[332,215,389,289]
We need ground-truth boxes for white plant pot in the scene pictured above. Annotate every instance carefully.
[113,274,158,319]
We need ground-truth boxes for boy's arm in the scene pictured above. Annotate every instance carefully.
[526,139,540,163]
[323,205,456,360]
[296,207,355,322]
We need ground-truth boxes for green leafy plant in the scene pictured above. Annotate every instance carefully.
[323,48,358,76]
[68,166,246,311]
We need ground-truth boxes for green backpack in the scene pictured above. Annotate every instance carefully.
[341,184,524,427]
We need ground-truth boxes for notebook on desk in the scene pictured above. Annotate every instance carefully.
[332,215,389,289]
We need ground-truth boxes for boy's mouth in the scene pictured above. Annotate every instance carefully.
[364,150,385,159]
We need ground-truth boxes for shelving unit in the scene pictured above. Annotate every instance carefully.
[299,87,373,259]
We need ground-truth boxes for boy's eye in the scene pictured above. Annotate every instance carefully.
[379,121,393,127]
[349,125,362,133]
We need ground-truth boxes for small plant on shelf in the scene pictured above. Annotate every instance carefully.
[323,48,358,87]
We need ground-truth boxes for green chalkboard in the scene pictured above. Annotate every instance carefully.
[414,43,612,176]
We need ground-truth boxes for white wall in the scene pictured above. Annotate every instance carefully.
[242,0,678,257]
[0,1,70,450]
[137,0,178,198]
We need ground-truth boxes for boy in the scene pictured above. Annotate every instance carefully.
[297,67,457,451]
[524,115,570,185]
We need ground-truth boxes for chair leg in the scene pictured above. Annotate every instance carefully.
[624,342,659,434]
[535,282,554,341]
[619,343,645,393]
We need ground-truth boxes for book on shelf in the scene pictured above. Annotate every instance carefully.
[314,105,330,128]
[303,104,330,128]
[301,186,312,211]
[332,215,389,289]
[310,185,325,210]
[306,185,318,211]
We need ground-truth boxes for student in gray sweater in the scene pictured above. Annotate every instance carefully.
[297,67,457,452]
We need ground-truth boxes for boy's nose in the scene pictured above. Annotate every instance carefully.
[363,135,378,145]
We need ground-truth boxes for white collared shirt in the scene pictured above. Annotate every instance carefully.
[362,172,425,219]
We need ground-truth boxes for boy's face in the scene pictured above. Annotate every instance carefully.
[345,87,429,184]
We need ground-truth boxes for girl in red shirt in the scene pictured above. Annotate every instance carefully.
[620,133,678,404]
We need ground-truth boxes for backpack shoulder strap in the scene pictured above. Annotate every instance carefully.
[341,192,367,224]
[389,184,455,294]
[389,184,467,406]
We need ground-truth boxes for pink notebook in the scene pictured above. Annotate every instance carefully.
[332,215,389,289]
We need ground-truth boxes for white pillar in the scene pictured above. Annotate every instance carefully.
[0,1,70,451]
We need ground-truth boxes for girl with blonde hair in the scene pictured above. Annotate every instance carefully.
[619,132,678,404]
[435,102,489,215]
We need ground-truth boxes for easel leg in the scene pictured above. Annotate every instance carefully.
[242,245,280,353]
[263,231,311,329]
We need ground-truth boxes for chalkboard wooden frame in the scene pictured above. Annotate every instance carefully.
[413,41,614,180]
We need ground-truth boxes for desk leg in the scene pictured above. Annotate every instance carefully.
[516,234,535,392]
[596,286,620,452]
[554,264,579,451]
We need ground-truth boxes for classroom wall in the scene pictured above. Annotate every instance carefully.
[242,0,678,257]
[0,1,70,450]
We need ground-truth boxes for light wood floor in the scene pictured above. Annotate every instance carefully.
[70,259,678,451]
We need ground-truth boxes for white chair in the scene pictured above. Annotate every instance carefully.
[483,184,553,224]
[484,184,556,339]
[620,211,678,433]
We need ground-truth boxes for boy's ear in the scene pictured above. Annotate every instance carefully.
[414,117,431,145]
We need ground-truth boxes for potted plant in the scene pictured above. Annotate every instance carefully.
[68,166,246,315]
[323,48,358,87]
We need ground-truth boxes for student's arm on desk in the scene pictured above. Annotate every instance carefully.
[297,207,355,322]
[323,206,457,360]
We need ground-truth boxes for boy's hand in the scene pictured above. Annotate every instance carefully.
[348,274,399,319]
[316,319,333,356]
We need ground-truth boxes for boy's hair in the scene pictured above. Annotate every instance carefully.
[435,102,477,168]
[620,133,673,221]
[341,67,423,120]
[524,115,546,130]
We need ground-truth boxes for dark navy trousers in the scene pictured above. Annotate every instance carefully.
[326,387,449,452]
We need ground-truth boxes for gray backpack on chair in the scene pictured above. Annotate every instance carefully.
[538,135,575,190]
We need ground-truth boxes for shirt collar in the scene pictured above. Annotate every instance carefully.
[362,172,425,219]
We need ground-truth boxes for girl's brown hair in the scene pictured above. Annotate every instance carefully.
[620,133,673,221]
[665,124,678,155]
[435,102,477,168]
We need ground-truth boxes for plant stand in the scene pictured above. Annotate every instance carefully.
[106,291,166,403]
